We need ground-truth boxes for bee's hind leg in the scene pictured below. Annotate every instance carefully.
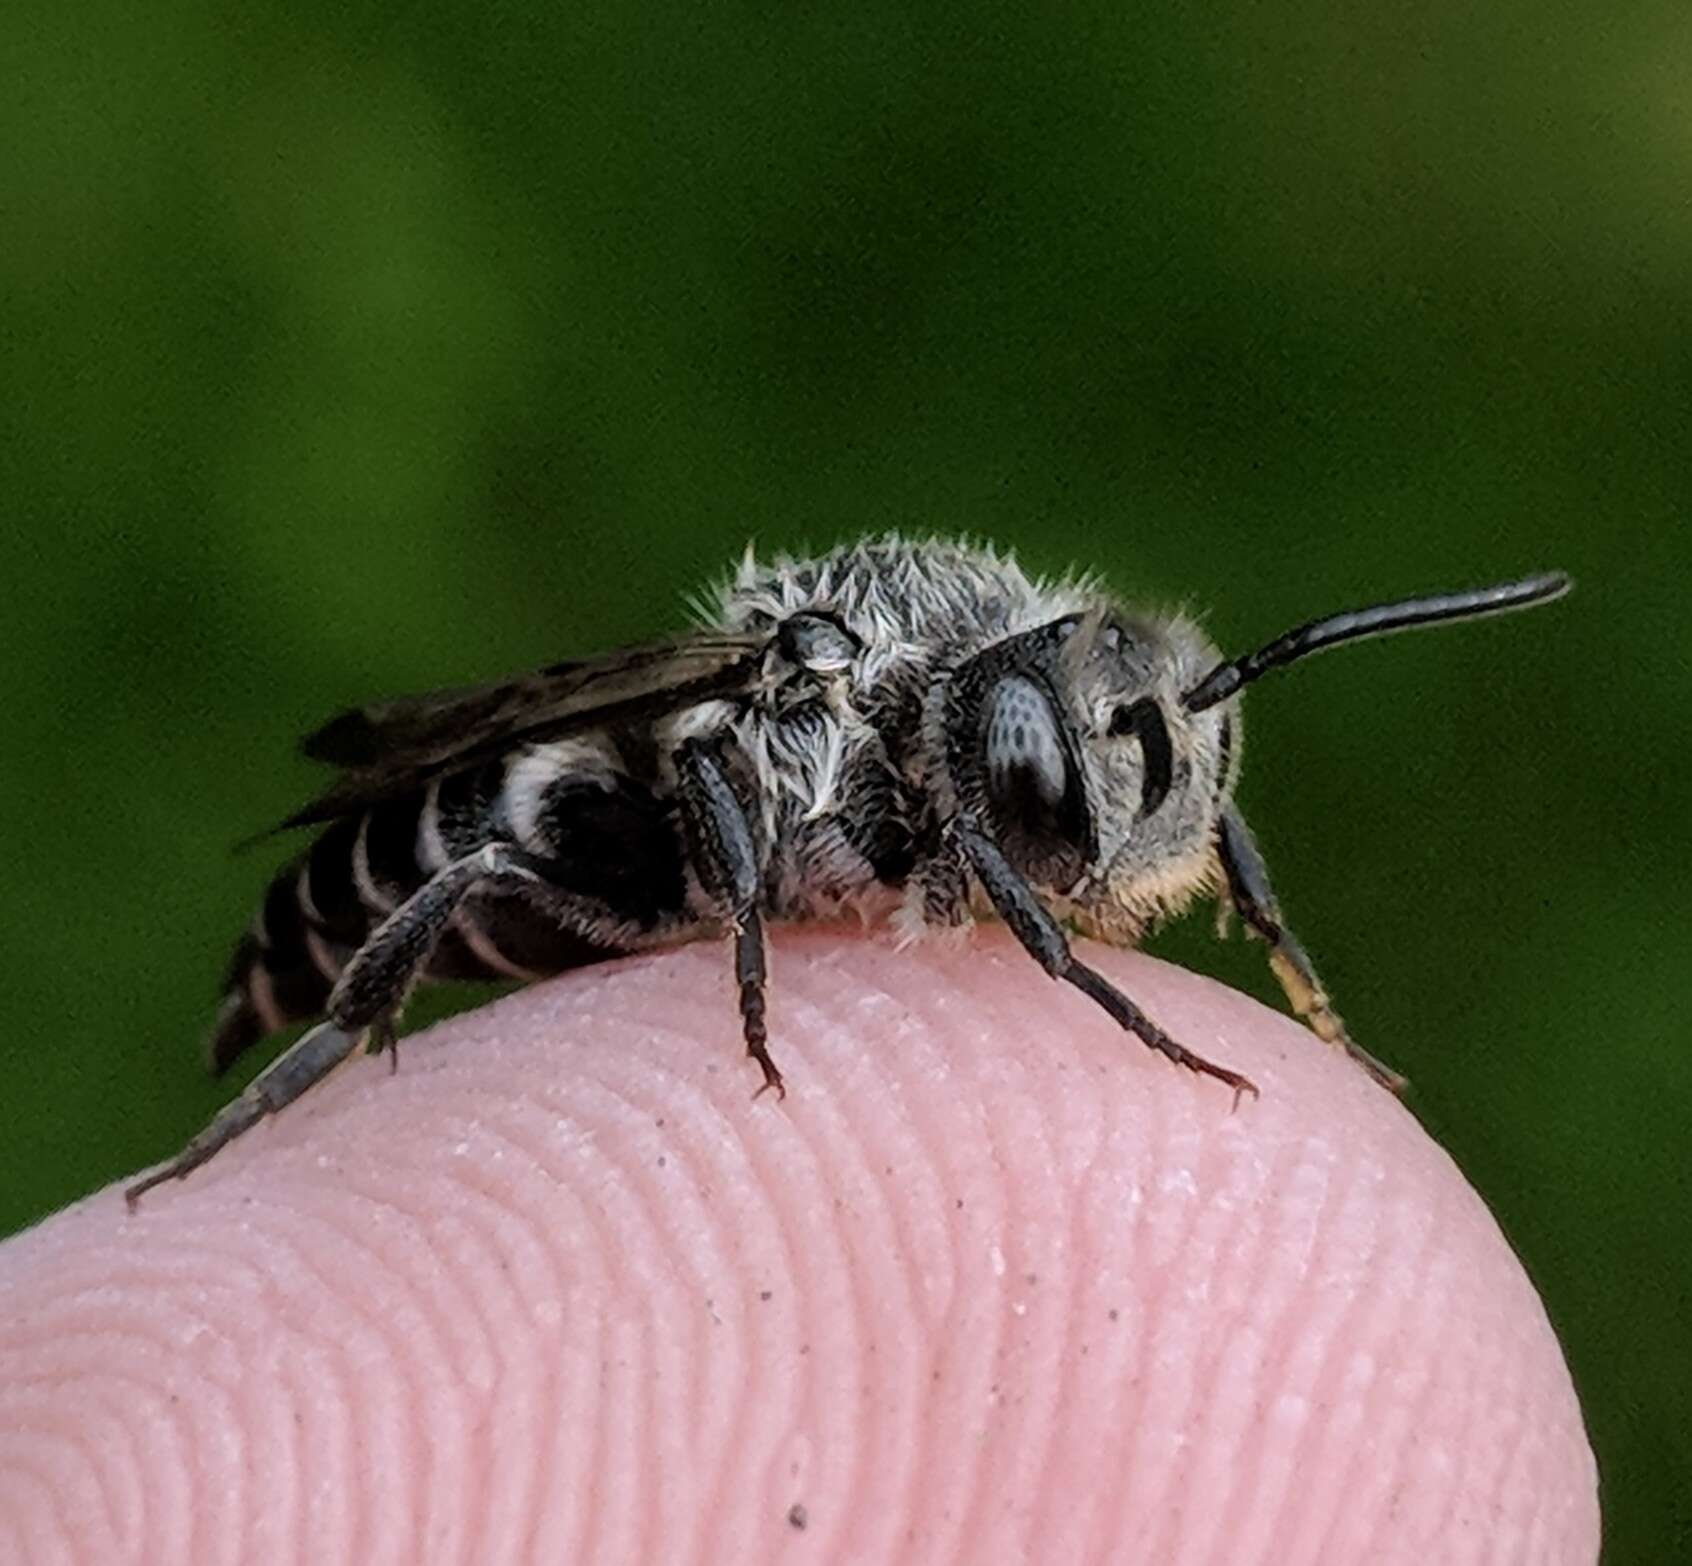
[127,842,560,1208]
[1216,805,1407,1092]
[125,1020,362,1208]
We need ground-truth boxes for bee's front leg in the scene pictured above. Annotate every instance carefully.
[952,815,1256,1102]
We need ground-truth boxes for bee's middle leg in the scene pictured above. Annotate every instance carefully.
[674,739,782,1097]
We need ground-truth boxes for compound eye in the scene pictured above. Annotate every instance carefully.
[986,676,1070,811]
[981,674,1094,880]
[1109,697,1174,818]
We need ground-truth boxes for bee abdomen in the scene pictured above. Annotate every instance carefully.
[208,764,629,1073]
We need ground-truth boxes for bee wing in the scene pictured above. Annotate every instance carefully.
[270,632,771,831]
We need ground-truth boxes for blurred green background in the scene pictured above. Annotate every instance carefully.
[2,0,1686,1556]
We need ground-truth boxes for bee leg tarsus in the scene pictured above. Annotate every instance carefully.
[953,816,1255,1099]
[1217,804,1407,1092]
[1337,1035,1409,1094]
[739,911,785,1099]
[1064,957,1260,1100]
[124,1021,362,1208]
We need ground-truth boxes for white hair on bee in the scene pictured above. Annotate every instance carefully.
[503,738,621,847]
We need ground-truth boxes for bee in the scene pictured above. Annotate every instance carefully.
[125,537,1569,1206]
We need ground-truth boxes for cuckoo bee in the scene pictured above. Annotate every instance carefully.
[125,537,1569,1205]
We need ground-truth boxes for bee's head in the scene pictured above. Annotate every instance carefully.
[942,570,1569,907]
[941,608,1231,902]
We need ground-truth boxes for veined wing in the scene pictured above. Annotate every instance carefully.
[271,632,771,830]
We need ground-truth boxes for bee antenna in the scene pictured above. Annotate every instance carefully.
[1181,572,1572,713]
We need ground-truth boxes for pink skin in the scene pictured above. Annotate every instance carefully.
[0,931,1597,1565]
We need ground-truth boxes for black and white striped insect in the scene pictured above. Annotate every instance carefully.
[125,537,1569,1205]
